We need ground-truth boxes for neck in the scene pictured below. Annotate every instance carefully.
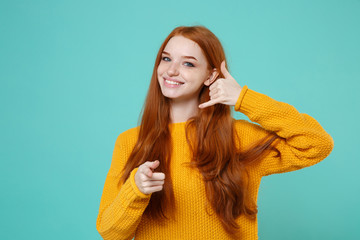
[170,98,199,123]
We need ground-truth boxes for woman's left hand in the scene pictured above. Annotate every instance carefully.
[199,61,242,108]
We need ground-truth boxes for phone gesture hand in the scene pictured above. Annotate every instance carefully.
[199,61,242,109]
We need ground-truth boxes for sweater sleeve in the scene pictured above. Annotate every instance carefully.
[96,132,151,240]
[234,85,334,177]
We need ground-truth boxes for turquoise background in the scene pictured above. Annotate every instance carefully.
[1,0,359,239]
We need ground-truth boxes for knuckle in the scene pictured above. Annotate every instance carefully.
[154,186,161,192]
[140,175,147,181]
[140,181,147,188]
[137,165,143,172]
[139,165,147,172]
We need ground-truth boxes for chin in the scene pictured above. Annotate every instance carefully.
[161,92,179,99]
[159,87,178,99]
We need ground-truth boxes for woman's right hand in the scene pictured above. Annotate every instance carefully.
[134,160,165,195]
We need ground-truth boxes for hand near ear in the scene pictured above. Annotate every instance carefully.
[199,61,242,109]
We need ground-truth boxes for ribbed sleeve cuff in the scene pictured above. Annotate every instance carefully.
[235,85,248,111]
[111,168,151,213]
[128,168,152,199]
[234,85,269,121]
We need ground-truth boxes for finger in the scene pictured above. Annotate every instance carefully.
[198,99,221,109]
[139,165,153,178]
[149,160,160,170]
[209,88,218,97]
[151,172,166,180]
[210,92,221,100]
[140,167,153,178]
[209,81,218,91]
[143,180,165,187]
[220,61,232,79]
[142,160,160,177]
[143,160,160,169]
[145,185,163,194]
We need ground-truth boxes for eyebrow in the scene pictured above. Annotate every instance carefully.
[162,51,198,61]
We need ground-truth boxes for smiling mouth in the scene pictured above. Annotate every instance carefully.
[165,79,184,85]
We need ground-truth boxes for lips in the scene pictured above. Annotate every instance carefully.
[163,77,184,88]
[164,77,184,84]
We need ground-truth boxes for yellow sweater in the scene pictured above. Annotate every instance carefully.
[96,85,334,240]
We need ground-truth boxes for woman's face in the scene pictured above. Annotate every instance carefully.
[157,35,216,103]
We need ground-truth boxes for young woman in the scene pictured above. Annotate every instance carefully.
[96,26,334,239]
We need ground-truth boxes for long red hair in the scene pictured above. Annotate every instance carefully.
[119,26,278,235]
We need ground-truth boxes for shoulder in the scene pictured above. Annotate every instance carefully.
[114,126,141,149]
[118,125,140,139]
[107,126,141,175]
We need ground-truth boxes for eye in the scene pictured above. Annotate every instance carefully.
[184,62,195,67]
[162,56,171,61]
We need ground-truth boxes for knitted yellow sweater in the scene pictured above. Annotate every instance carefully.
[96,85,334,240]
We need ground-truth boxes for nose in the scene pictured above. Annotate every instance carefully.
[167,61,179,76]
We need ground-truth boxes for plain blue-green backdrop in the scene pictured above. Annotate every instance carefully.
[1,0,359,239]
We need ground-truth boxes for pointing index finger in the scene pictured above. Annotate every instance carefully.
[151,172,165,181]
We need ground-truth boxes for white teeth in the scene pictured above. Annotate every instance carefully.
[165,79,182,85]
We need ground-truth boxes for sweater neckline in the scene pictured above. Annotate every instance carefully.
[169,121,188,125]
[169,121,188,131]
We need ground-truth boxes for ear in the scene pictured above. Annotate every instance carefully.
[204,69,219,86]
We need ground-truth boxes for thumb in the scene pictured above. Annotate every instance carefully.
[150,160,160,170]
[221,60,231,79]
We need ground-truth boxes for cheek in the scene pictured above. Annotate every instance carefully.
[157,62,166,75]
[192,72,208,85]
